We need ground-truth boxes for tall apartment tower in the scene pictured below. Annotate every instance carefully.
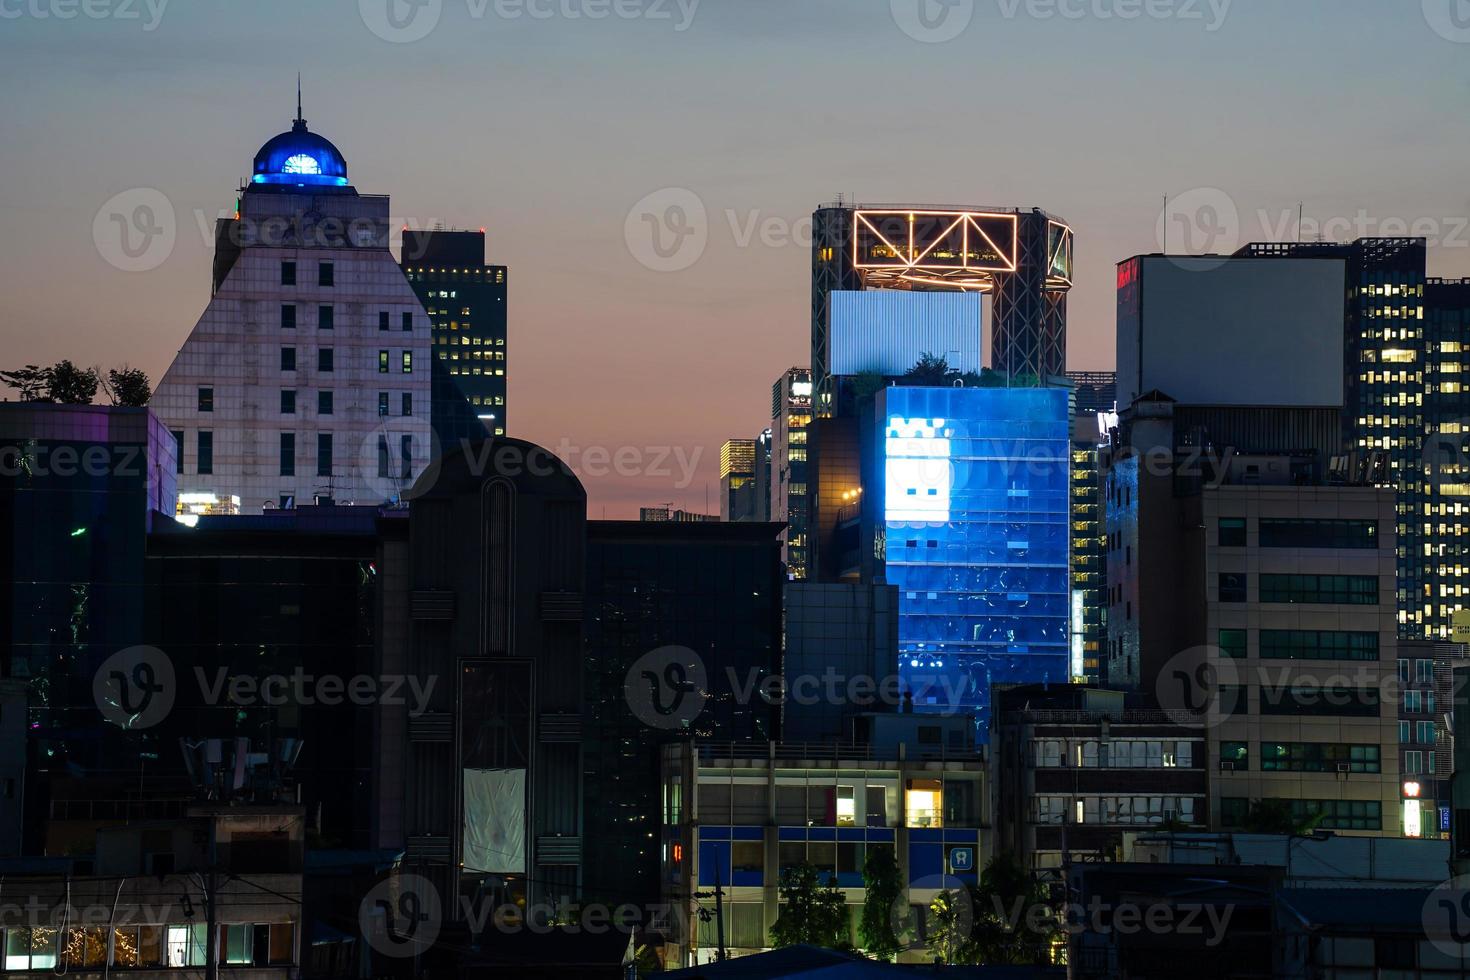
[400,229,509,436]
[154,103,433,512]
[770,369,813,578]
[1235,240,1470,641]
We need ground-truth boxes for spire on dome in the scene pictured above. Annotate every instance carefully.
[294,73,306,132]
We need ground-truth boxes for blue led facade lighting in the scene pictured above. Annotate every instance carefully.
[876,386,1071,734]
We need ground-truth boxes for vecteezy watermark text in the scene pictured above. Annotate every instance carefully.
[358,0,700,44]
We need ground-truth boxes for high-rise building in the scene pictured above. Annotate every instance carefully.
[400,229,509,436]
[1070,423,1105,683]
[1228,241,1470,641]
[1066,371,1115,684]
[719,438,757,521]
[154,102,435,512]
[771,368,813,578]
[863,385,1073,731]
[810,203,1074,414]
[752,428,773,523]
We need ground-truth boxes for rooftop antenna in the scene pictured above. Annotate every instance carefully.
[1297,202,1304,243]
[295,73,306,130]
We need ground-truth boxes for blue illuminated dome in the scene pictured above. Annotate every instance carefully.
[251,100,349,188]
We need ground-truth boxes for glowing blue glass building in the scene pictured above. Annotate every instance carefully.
[869,386,1071,732]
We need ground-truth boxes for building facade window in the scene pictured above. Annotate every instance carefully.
[379,311,390,331]
[401,393,412,417]
[1260,742,1380,773]
[197,387,213,412]
[281,347,296,371]
[318,305,334,330]
[1259,574,1378,605]
[401,351,413,373]
[318,262,334,287]
[378,392,389,416]
[318,349,334,372]
[198,431,213,475]
[281,304,296,329]
[280,433,295,477]
[1219,573,1247,603]
[317,433,332,478]
[1219,741,1248,770]
[280,390,296,415]
[317,391,333,415]
[378,351,389,374]
[402,311,413,332]
[1218,517,1246,547]
[1260,686,1380,717]
[1258,630,1378,661]
[1219,629,1247,658]
[1258,518,1378,549]
[171,430,184,474]
[281,261,296,286]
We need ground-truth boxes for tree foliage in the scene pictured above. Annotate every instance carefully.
[858,844,903,960]
[927,889,975,965]
[104,366,152,407]
[0,365,51,401]
[47,361,100,404]
[770,863,850,950]
[968,852,1058,966]
[2,361,149,406]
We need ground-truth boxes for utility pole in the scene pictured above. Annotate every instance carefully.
[205,814,218,980]
[714,864,726,962]
[694,865,728,962]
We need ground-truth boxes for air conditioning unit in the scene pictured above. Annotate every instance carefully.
[1336,763,1351,774]
[1219,761,1235,772]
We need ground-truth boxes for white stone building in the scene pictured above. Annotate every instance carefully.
[154,105,433,513]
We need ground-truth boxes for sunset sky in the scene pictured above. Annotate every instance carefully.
[3,0,1469,515]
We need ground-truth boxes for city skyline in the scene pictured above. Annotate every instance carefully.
[3,0,1470,515]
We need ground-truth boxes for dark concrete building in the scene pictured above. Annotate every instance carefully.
[582,520,784,910]
[0,403,177,854]
[383,438,586,913]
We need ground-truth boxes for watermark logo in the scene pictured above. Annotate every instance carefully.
[1424,419,1470,483]
[624,646,708,730]
[0,0,169,30]
[1424,876,1470,956]
[93,188,175,273]
[1424,0,1470,42]
[891,0,974,43]
[625,188,708,273]
[1157,187,1239,265]
[93,646,175,730]
[360,874,443,958]
[1155,645,1239,728]
[359,0,443,43]
[358,414,442,503]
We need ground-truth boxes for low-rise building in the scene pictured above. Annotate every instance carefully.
[660,741,987,967]
[991,685,1206,871]
[0,806,303,976]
